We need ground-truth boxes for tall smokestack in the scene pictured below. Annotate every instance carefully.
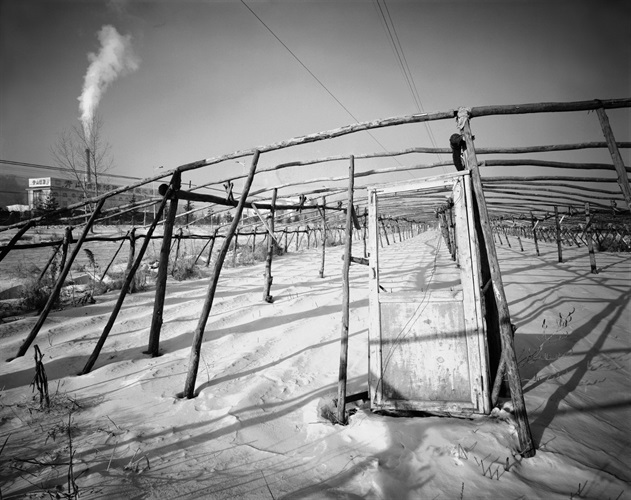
[86,148,92,184]
[78,25,139,140]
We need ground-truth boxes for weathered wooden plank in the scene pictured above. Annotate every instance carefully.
[453,177,487,412]
[368,188,382,406]
[463,173,490,413]
[378,300,471,406]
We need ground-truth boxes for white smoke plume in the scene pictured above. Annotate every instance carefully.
[78,25,139,138]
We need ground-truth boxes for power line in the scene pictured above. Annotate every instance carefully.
[0,159,142,181]
[373,0,417,110]
[240,0,410,173]
[374,0,445,169]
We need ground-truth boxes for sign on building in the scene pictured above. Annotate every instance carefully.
[28,178,51,188]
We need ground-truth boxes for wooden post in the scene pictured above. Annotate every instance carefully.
[337,156,354,425]
[380,218,390,246]
[193,237,211,266]
[12,198,106,360]
[263,189,277,302]
[585,203,598,273]
[554,206,563,263]
[495,225,503,245]
[319,197,327,278]
[252,228,257,253]
[80,190,172,375]
[146,171,181,357]
[173,227,184,270]
[184,151,260,399]
[502,226,512,249]
[460,112,535,457]
[517,233,524,251]
[0,220,34,263]
[58,227,73,281]
[206,229,218,267]
[125,228,137,292]
[530,212,540,256]
[596,107,631,209]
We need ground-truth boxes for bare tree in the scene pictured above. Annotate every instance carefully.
[50,114,113,204]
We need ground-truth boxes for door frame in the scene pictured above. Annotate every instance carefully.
[367,171,490,415]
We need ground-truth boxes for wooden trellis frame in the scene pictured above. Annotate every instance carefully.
[1,98,630,460]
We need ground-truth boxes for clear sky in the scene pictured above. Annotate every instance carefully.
[1,0,629,198]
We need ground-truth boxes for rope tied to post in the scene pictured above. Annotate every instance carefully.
[456,106,472,130]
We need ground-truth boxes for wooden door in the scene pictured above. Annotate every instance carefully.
[368,172,490,415]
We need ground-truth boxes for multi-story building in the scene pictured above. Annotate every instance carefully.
[26,177,154,211]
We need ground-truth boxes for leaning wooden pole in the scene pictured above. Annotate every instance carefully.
[596,107,631,209]
[183,151,260,399]
[337,155,355,425]
[146,172,181,357]
[530,212,540,257]
[205,228,219,268]
[193,237,212,266]
[263,188,278,302]
[0,220,34,263]
[380,218,390,246]
[80,190,172,375]
[502,226,512,249]
[459,110,535,457]
[12,198,106,360]
[319,196,327,278]
[100,230,130,282]
[125,228,137,292]
[37,243,62,285]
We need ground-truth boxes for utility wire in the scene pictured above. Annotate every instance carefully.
[374,0,445,170]
[240,0,412,175]
[1,159,142,181]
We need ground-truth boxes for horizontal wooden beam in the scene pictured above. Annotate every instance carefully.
[482,159,631,173]
[158,183,345,212]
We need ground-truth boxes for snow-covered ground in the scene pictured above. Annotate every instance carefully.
[1,230,629,499]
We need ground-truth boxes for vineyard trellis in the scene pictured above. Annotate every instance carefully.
[1,97,630,460]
